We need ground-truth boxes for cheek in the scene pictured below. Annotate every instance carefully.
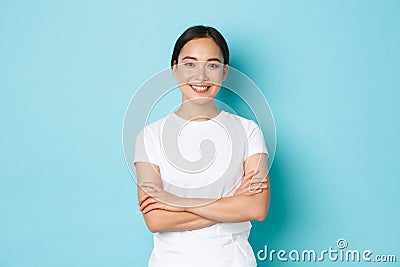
[176,71,192,84]
[208,71,224,85]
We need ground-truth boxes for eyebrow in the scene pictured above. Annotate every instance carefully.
[181,56,222,63]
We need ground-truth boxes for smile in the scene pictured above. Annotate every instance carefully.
[190,84,211,93]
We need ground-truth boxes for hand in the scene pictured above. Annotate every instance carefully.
[138,182,185,214]
[234,169,269,196]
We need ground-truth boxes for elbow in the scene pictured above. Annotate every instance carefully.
[143,215,161,233]
[253,207,269,222]
[146,222,160,233]
[254,211,267,222]
[251,194,270,222]
[147,223,159,233]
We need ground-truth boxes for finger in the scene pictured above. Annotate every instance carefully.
[249,183,268,191]
[138,194,151,206]
[138,186,159,205]
[243,169,259,180]
[235,170,260,196]
[249,169,260,177]
[250,181,269,188]
[251,177,269,183]
[142,202,163,214]
[249,182,268,190]
[139,197,158,211]
[243,169,257,179]
[139,197,152,211]
[239,170,259,188]
[248,188,263,195]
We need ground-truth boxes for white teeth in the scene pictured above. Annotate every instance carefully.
[191,85,209,92]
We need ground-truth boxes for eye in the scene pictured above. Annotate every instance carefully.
[184,62,195,67]
[208,63,220,69]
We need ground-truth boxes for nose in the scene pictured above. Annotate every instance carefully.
[195,63,208,81]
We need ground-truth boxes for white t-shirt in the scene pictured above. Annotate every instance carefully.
[134,110,268,267]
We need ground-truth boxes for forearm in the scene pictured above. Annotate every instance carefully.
[184,193,269,223]
[143,210,217,233]
[140,190,269,225]
[137,153,270,228]
[183,153,270,223]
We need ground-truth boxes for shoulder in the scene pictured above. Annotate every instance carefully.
[136,114,171,141]
[222,111,261,134]
[141,114,171,132]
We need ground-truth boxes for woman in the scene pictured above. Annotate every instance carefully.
[134,25,270,267]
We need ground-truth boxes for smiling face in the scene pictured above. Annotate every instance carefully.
[172,37,229,105]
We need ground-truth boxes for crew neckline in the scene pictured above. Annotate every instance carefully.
[171,110,226,124]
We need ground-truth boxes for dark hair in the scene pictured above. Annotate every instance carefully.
[171,25,230,69]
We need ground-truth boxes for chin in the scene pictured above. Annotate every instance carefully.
[188,97,214,105]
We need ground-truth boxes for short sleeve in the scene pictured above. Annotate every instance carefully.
[244,121,268,161]
[133,127,160,166]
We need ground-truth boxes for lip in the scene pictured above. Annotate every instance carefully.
[190,84,211,93]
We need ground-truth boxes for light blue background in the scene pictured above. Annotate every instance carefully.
[1,0,399,266]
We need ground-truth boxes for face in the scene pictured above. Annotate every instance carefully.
[172,37,229,104]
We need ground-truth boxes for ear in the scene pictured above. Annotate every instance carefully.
[172,60,178,78]
[222,64,229,81]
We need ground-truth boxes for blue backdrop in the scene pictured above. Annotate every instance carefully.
[1,0,399,266]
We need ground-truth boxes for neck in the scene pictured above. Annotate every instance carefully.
[175,99,221,121]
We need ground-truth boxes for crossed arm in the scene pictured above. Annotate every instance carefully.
[134,153,270,233]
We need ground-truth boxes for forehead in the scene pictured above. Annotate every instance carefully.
[179,38,223,60]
